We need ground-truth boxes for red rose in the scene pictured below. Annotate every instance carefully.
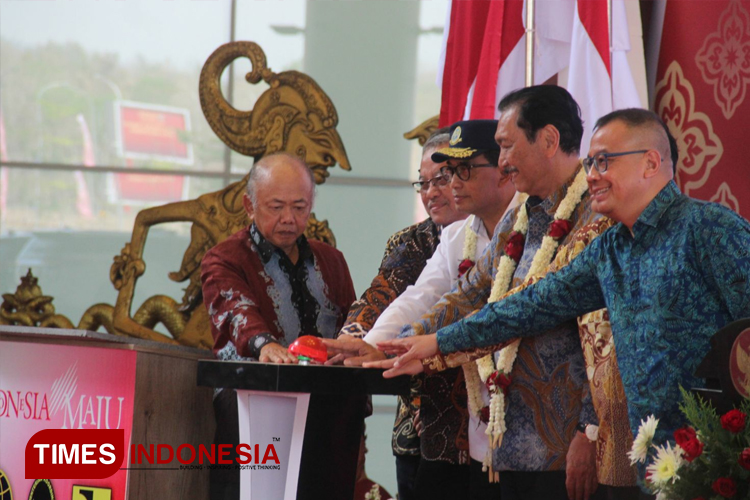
[674,426,703,462]
[548,219,573,240]
[480,406,490,424]
[739,448,750,470]
[720,409,747,433]
[486,371,512,395]
[692,497,707,500]
[680,436,704,462]
[496,373,512,392]
[504,231,525,263]
[712,477,737,498]
[674,426,697,445]
[458,259,475,277]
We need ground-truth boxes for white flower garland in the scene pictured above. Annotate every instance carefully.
[465,167,589,455]
[461,216,478,265]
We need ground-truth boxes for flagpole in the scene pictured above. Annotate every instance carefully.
[525,0,535,86]
[608,0,614,108]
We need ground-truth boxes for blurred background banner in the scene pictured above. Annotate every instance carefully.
[652,0,750,218]
[116,101,193,163]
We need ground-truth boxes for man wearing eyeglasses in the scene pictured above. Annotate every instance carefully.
[328,119,516,500]
[371,108,750,499]
[336,128,465,500]
[363,85,608,500]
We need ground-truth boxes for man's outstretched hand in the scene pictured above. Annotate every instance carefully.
[322,335,387,366]
[360,334,440,377]
[362,356,425,377]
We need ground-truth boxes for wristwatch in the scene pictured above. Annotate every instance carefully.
[575,422,599,443]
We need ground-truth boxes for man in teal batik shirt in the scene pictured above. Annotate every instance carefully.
[371,109,750,487]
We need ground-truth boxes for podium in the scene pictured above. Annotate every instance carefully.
[695,318,750,412]
[0,325,214,500]
[197,360,409,500]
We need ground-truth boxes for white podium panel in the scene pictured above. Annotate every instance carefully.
[237,390,310,500]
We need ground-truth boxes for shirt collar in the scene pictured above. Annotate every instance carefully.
[526,162,585,216]
[469,214,488,240]
[249,222,312,265]
[637,180,681,228]
[615,180,681,237]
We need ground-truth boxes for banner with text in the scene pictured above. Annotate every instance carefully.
[0,341,136,500]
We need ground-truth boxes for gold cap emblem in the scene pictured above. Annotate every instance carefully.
[449,126,462,146]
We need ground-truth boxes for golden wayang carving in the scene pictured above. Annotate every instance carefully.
[4,41,439,350]
[1,42,350,348]
[101,41,352,348]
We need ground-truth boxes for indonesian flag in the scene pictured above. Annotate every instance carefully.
[567,0,643,149]
[438,0,644,150]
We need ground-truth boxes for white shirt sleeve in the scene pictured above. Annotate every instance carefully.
[363,218,469,346]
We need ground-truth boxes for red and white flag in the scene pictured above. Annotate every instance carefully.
[437,0,645,150]
[567,0,644,149]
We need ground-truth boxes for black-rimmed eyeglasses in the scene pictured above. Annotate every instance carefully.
[412,174,450,193]
[582,150,649,174]
[440,162,496,181]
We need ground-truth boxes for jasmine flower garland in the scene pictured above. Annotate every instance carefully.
[463,166,589,466]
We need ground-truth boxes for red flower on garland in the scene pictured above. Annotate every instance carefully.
[480,406,490,424]
[720,409,747,433]
[548,219,573,240]
[486,371,512,395]
[739,447,750,470]
[504,231,525,263]
[674,426,704,462]
[458,259,475,277]
[712,477,737,498]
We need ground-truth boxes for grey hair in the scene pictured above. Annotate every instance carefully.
[245,152,316,207]
[423,127,451,154]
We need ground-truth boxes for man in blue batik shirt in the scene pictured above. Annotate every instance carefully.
[369,108,750,491]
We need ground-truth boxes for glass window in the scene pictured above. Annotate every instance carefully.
[1,2,451,491]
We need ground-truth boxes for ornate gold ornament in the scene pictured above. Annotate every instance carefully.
[403,115,440,146]
[654,61,723,195]
[695,0,750,120]
[0,269,115,332]
[0,269,74,328]
[199,41,351,183]
[100,41,352,348]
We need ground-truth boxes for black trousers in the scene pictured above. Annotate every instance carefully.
[593,485,654,500]
[498,470,568,500]
[395,454,421,500]
[210,389,240,500]
[414,458,503,500]
[498,471,653,500]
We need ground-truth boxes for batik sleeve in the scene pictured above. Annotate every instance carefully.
[201,250,277,359]
[401,213,516,339]
[436,234,607,355]
[696,204,750,319]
